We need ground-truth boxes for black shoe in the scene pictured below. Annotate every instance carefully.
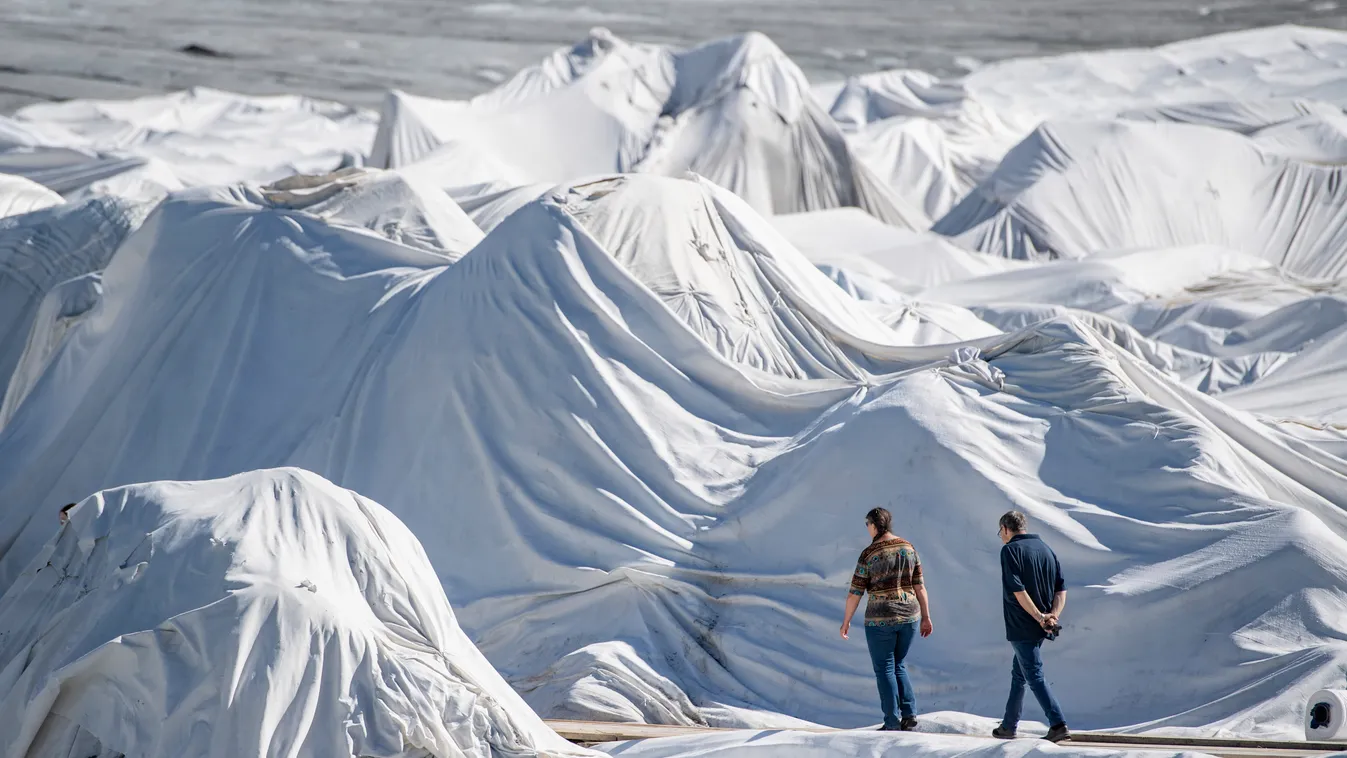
[1044,724,1071,743]
[899,717,919,731]
[992,726,1016,739]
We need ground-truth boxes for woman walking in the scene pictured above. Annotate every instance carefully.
[841,507,934,731]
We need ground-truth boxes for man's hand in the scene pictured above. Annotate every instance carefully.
[1042,613,1060,629]
[920,617,933,638]
[840,620,851,640]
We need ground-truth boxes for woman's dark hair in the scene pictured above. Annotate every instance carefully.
[60,502,77,514]
[865,507,892,538]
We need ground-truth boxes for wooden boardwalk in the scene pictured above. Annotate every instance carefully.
[545,719,1347,757]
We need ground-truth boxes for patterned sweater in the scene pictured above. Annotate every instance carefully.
[850,536,924,626]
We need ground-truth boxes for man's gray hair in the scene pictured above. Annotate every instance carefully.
[999,510,1028,534]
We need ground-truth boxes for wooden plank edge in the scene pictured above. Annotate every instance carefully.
[1073,732,1346,752]
[544,720,1347,752]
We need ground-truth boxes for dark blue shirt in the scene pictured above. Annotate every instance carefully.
[1000,534,1065,642]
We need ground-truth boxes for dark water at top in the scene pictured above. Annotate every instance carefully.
[2,0,1345,112]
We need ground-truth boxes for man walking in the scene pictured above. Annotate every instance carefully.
[993,511,1069,743]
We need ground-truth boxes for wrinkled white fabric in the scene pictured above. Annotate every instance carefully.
[0,175,61,219]
[0,196,147,407]
[0,271,102,429]
[597,727,1218,758]
[1,88,376,197]
[1,172,1347,741]
[7,23,1347,752]
[260,168,484,258]
[371,32,923,226]
[933,119,1347,278]
[0,468,591,758]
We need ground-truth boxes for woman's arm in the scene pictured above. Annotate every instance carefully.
[916,585,933,637]
[841,592,862,639]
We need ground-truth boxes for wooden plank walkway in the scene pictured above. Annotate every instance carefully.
[545,719,1347,757]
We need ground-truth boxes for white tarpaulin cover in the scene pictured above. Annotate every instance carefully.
[370,31,923,226]
[0,175,61,219]
[827,26,1347,241]
[0,196,147,408]
[932,119,1347,277]
[258,168,485,258]
[2,169,1347,741]
[0,467,591,758]
[4,23,1347,758]
[597,728,1220,758]
[0,271,103,429]
[0,88,377,201]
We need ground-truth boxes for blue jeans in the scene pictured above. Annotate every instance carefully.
[1002,639,1066,730]
[865,620,919,727]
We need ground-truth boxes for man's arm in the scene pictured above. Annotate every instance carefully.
[1001,547,1023,597]
[1012,590,1048,626]
[1045,591,1066,625]
[1046,552,1067,624]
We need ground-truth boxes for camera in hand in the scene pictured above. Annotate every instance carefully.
[1044,621,1063,641]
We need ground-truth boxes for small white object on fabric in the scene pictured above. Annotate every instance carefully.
[1305,690,1347,741]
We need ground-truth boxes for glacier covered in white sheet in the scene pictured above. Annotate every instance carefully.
[2,22,1347,758]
